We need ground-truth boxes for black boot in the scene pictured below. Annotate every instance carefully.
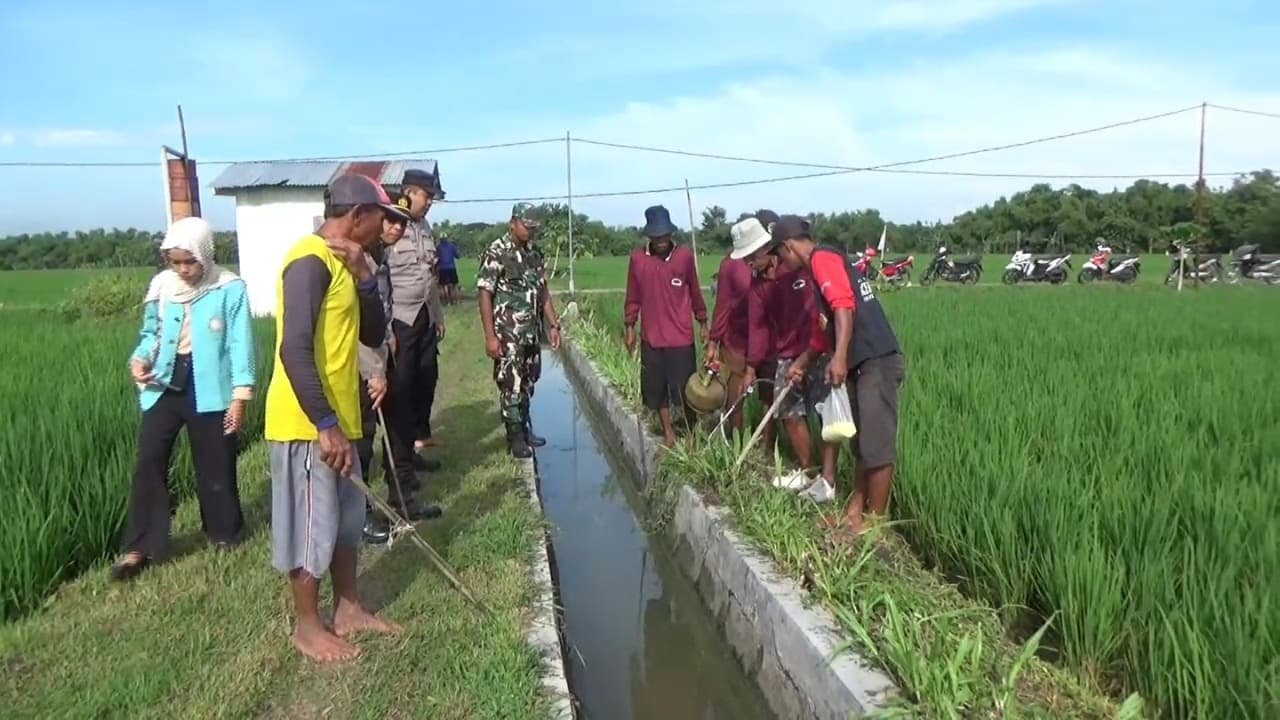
[506,423,533,459]
[523,415,546,448]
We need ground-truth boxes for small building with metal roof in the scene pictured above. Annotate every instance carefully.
[211,158,441,315]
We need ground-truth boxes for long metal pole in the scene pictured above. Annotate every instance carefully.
[684,178,698,258]
[1184,102,1207,293]
[566,131,575,295]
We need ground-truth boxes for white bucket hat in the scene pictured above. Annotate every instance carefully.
[729,217,773,260]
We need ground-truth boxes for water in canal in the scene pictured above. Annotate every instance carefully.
[531,354,775,720]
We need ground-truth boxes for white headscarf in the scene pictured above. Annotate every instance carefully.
[145,217,237,305]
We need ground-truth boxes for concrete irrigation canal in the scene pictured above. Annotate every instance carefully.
[530,355,774,719]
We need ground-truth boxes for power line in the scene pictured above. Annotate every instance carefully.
[573,104,1203,172]
[0,137,565,168]
[1207,103,1280,120]
[441,167,1245,204]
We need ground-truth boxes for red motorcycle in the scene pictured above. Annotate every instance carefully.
[856,247,914,289]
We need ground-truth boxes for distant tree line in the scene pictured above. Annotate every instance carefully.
[3,171,1276,271]
[0,228,238,271]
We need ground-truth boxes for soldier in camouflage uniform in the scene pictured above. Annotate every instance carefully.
[476,203,563,458]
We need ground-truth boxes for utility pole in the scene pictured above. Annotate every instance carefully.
[565,131,575,295]
[1184,102,1208,292]
[683,179,698,258]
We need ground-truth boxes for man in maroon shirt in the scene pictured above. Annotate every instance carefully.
[624,205,709,447]
[736,217,819,493]
[705,209,780,436]
[775,215,906,533]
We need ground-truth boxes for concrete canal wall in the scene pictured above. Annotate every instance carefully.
[520,457,576,720]
[557,340,898,720]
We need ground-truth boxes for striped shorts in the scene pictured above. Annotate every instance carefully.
[269,440,366,579]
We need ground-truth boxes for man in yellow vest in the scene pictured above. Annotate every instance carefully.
[265,173,401,663]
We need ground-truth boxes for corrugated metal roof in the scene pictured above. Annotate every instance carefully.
[211,158,438,195]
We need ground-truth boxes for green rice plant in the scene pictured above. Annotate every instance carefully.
[0,309,274,621]
[572,285,1280,719]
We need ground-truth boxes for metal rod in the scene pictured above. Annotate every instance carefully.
[178,105,189,160]
[373,406,493,617]
[734,381,793,470]
[684,178,698,258]
[566,131,575,295]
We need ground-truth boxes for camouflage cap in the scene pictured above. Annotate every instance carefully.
[511,202,543,226]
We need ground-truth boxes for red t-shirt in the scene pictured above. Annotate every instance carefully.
[624,245,708,348]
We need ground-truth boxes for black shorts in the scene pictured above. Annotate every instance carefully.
[640,343,696,412]
[439,268,459,286]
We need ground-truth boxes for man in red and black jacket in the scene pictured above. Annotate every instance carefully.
[775,215,906,533]
[624,205,709,447]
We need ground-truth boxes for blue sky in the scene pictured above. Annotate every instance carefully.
[1,0,1278,234]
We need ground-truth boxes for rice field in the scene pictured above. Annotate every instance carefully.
[571,285,1279,720]
[0,307,274,621]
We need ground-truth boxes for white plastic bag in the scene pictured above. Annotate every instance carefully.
[818,385,857,443]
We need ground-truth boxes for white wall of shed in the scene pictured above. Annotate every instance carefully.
[230,187,325,316]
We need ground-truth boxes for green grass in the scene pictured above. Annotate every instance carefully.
[566,284,1279,720]
[0,309,274,620]
[0,304,555,719]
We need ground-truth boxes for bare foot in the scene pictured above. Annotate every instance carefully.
[845,511,866,536]
[662,433,677,449]
[334,602,402,638]
[293,619,360,664]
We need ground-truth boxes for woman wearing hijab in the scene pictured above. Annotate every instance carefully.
[111,216,256,581]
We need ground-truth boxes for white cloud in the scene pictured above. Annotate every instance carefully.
[426,45,1280,231]
[0,132,15,146]
[29,129,129,147]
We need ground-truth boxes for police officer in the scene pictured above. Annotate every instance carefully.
[476,203,562,458]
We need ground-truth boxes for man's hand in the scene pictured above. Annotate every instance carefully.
[825,353,849,387]
[624,326,637,355]
[130,358,155,385]
[786,357,808,386]
[703,341,719,367]
[325,236,373,282]
[698,322,709,346]
[435,322,446,340]
[549,326,562,351]
[367,375,388,410]
[223,399,246,435]
[485,334,502,360]
[742,365,757,392]
[317,426,353,477]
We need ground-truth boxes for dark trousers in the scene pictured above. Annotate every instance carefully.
[387,307,438,493]
[393,305,439,443]
[121,382,244,557]
[357,378,416,496]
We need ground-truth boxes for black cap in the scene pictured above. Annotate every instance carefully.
[755,209,780,229]
[770,214,811,243]
[402,167,445,199]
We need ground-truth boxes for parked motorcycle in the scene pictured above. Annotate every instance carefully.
[855,247,914,289]
[1003,250,1071,285]
[1225,244,1280,285]
[1078,244,1140,284]
[1164,243,1223,285]
[920,247,982,285]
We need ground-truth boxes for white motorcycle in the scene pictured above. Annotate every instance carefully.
[1226,244,1280,285]
[1003,250,1071,285]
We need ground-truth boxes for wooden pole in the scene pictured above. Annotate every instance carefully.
[684,178,698,258]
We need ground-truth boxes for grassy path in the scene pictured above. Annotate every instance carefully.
[0,307,553,720]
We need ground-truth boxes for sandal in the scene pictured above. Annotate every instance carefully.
[109,553,151,582]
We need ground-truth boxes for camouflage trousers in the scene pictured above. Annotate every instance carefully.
[494,342,542,425]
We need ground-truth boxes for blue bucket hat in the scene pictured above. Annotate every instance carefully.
[641,205,678,238]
